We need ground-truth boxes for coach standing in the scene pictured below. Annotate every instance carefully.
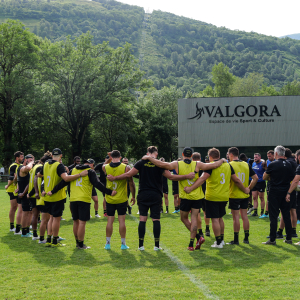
[262,146,294,245]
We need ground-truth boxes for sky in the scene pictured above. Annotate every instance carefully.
[118,0,299,38]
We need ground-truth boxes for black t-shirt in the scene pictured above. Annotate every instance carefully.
[296,165,300,176]
[17,165,30,194]
[134,159,165,197]
[266,158,294,192]
[40,159,66,177]
[9,164,18,180]
[68,163,76,172]
[94,163,106,183]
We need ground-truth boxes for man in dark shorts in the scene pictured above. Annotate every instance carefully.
[185,148,249,249]
[172,158,182,214]
[5,151,24,233]
[227,147,257,245]
[160,158,169,214]
[17,154,35,237]
[203,155,211,236]
[107,146,194,251]
[143,147,225,251]
[251,153,266,216]
[263,145,294,245]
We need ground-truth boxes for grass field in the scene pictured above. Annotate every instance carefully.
[1,180,300,300]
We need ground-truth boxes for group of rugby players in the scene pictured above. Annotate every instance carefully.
[5,144,300,250]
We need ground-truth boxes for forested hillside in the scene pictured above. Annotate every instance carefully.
[1,0,300,95]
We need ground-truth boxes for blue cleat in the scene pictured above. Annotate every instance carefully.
[21,233,31,238]
[259,214,269,219]
[121,244,129,250]
[104,244,111,250]
[58,236,66,241]
[297,220,300,225]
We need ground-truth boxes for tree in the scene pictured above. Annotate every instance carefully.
[211,62,235,97]
[229,73,264,97]
[0,20,40,170]
[280,81,300,95]
[39,33,150,158]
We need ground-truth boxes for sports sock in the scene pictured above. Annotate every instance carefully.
[260,209,264,215]
[265,210,269,216]
[198,229,203,236]
[206,225,209,231]
[106,237,111,245]
[234,232,239,243]
[244,230,249,241]
[40,236,44,242]
[292,227,297,235]
[22,227,27,235]
[196,233,200,240]
[220,234,224,241]
[153,220,161,248]
[52,236,59,245]
[78,240,84,248]
[254,208,257,214]
[278,228,283,234]
[166,205,168,212]
[248,203,253,209]
[121,238,126,245]
[47,235,52,243]
[189,238,194,247]
[10,222,14,230]
[104,209,107,214]
[95,210,98,215]
[216,236,222,245]
[15,224,21,233]
[33,229,38,238]
[138,221,146,247]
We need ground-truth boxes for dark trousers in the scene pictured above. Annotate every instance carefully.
[269,189,292,241]
[296,192,300,221]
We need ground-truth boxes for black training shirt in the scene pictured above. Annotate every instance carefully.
[94,163,106,183]
[266,158,294,191]
[9,164,18,180]
[134,159,165,197]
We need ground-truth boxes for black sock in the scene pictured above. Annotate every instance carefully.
[78,240,83,248]
[26,227,29,234]
[166,205,168,211]
[153,220,161,248]
[33,229,38,238]
[216,236,222,245]
[220,234,224,241]
[104,209,107,214]
[138,221,146,247]
[254,209,257,214]
[261,209,264,215]
[248,203,253,209]
[206,225,209,231]
[198,229,203,236]
[40,236,44,242]
[292,227,296,235]
[16,224,21,233]
[265,210,269,216]
[244,230,249,241]
[47,235,52,243]
[52,236,59,245]
[189,238,194,247]
[22,227,27,235]
[10,222,14,230]
[95,210,98,215]
[278,228,283,234]
[234,232,239,243]
[196,233,200,240]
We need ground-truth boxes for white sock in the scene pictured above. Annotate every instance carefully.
[106,237,111,245]
[121,238,126,245]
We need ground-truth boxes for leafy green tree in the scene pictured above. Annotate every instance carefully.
[0,20,40,170]
[211,62,235,97]
[280,81,300,95]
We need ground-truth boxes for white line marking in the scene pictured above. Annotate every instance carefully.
[130,215,219,300]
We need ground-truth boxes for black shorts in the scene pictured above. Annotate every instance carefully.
[100,180,106,197]
[17,196,22,204]
[70,201,91,221]
[290,191,297,209]
[163,181,168,195]
[92,187,97,197]
[29,198,36,209]
[229,198,249,210]
[106,201,127,217]
[137,191,161,219]
[205,200,228,219]
[8,192,17,201]
[36,205,47,213]
[180,198,202,212]
[21,196,32,212]
[202,199,206,212]
[252,181,266,193]
[172,181,178,195]
[44,199,65,217]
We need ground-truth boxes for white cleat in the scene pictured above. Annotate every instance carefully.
[138,246,145,251]
[10,228,16,232]
[136,211,140,214]
[32,236,39,241]
[211,241,223,248]
[154,246,163,251]
[14,231,22,235]
[95,214,101,218]
[38,240,47,244]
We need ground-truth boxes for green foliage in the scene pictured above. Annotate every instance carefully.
[212,63,235,97]
[280,80,300,95]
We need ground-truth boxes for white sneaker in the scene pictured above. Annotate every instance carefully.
[138,246,145,251]
[38,240,47,244]
[247,207,254,214]
[154,246,163,251]
[14,231,22,235]
[211,241,223,248]
[137,211,140,214]
[95,214,101,218]
[10,228,16,232]
[30,225,32,229]
[61,218,65,221]
[32,236,39,241]
[221,240,225,246]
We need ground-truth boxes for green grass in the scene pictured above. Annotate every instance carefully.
[1,180,300,300]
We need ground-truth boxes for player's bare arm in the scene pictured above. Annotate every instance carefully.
[163,170,195,181]
[248,174,258,190]
[184,172,210,194]
[195,159,226,172]
[107,167,139,182]
[142,155,177,170]
[231,174,250,194]
[286,175,300,202]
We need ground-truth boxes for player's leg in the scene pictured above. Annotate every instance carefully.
[77,201,90,249]
[258,191,265,216]
[39,211,50,244]
[138,202,148,250]
[172,194,179,213]
[15,196,23,234]
[227,199,240,245]
[21,197,31,237]
[164,193,169,213]
[9,194,18,231]
[105,202,114,249]
[31,206,40,240]
[92,195,100,218]
[103,194,107,217]
[51,200,64,246]
[117,202,128,249]
[251,190,259,216]
[150,200,162,250]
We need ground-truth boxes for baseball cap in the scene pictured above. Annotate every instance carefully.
[83,158,95,165]
[25,155,33,159]
[183,147,193,157]
[205,155,209,161]
[52,148,62,155]
[105,155,110,159]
